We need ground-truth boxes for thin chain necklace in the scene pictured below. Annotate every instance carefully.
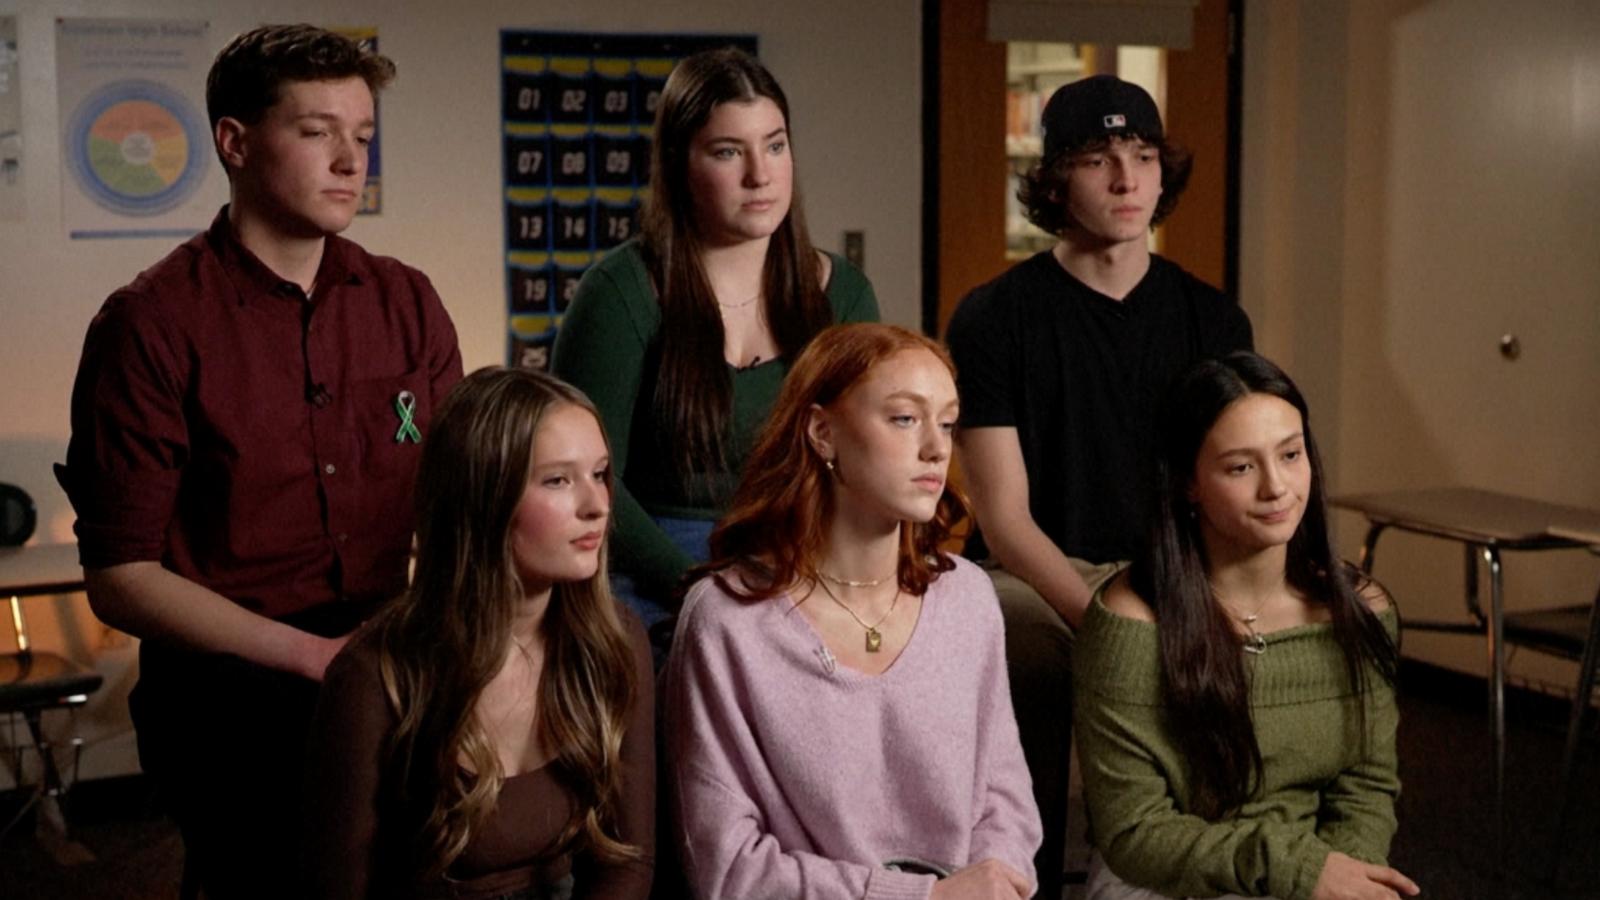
[717,291,761,310]
[819,569,892,589]
[1221,593,1271,655]
[816,579,900,653]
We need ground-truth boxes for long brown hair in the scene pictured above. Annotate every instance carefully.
[1129,352,1397,819]
[640,47,833,481]
[697,324,969,600]
[369,367,639,881]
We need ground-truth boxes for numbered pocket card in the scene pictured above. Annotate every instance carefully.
[500,30,757,369]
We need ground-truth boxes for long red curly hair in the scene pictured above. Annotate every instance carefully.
[695,323,970,600]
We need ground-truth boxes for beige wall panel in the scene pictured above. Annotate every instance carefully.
[1242,0,1600,683]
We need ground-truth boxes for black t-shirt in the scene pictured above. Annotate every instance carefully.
[947,251,1253,563]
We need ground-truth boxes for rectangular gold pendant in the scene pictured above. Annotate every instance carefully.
[865,628,882,652]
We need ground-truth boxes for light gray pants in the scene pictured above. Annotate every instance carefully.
[986,559,1124,898]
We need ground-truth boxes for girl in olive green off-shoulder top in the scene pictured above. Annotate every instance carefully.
[1074,353,1420,900]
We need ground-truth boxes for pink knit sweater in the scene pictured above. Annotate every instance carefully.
[664,555,1042,900]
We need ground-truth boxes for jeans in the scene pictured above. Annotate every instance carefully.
[611,515,714,667]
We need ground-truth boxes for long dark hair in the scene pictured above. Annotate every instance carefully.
[370,367,639,880]
[639,47,832,480]
[1127,352,1397,819]
[695,324,968,600]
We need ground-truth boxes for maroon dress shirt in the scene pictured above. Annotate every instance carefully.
[61,207,463,621]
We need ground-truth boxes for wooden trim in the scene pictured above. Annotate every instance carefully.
[929,0,1009,337]
[1159,0,1234,292]
[921,0,941,335]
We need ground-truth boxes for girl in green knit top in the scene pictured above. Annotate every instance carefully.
[551,48,878,657]
[1076,352,1421,900]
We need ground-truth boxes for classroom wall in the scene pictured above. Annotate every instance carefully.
[0,0,921,780]
[9,0,1599,784]
[1239,0,1600,689]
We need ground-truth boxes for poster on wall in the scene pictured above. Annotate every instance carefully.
[0,17,21,222]
[56,18,223,239]
[500,30,757,369]
[331,25,382,215]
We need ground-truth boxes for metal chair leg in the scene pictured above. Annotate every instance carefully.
[1550,582,1600,887]
[0,774,44,844]
[0,708,96,862]
[21,709,68,800]
[1484,545,1507,889]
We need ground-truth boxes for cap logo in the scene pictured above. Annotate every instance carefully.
[1103,114,1126,128]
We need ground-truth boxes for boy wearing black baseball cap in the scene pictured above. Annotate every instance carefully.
[945,74,1253,896]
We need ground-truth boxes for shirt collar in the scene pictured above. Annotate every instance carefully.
[205,205,365,306]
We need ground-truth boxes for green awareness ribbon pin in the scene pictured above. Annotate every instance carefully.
[394,390,422,443]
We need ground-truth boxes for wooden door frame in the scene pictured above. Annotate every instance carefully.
[922,0,1245,335]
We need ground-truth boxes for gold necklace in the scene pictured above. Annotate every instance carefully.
[819,569,892,589]
[816,579,899,653]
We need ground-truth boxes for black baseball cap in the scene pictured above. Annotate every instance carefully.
[1040,75,1164,160]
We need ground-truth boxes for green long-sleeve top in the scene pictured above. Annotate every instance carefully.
[1074,598,1400,900]
[550,240,879,599]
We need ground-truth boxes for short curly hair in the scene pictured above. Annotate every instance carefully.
[206,24,395,130]
[1016,132,1193,236]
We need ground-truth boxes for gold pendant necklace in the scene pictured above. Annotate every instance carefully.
[816,579,899,653]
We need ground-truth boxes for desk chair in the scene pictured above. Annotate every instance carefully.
[1502,554,1600,888]
[0,483,103,845]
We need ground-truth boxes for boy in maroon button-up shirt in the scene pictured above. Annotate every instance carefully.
[59,25,462,899]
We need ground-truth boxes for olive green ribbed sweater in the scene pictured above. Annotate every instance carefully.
[1075,599,1400,900]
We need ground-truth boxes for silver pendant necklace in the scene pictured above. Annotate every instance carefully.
[1224,593,1271,655]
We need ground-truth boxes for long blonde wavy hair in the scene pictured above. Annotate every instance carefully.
[370,366,639,881]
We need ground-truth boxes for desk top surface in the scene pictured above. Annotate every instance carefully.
[1332,488,1600,547]
[1548,524,1600,550]
[0,543,86,597]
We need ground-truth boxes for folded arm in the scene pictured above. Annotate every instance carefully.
[957,427,1091,625]
[1077,690,1334,900]
[87,563,344,680]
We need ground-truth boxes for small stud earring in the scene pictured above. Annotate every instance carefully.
[825,458,836,473]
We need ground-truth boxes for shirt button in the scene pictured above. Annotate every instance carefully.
[337,533,349,543]
[324,463,336,475]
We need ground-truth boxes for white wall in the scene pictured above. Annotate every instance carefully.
[1240,0,1600,689]
[0,0,922,779]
